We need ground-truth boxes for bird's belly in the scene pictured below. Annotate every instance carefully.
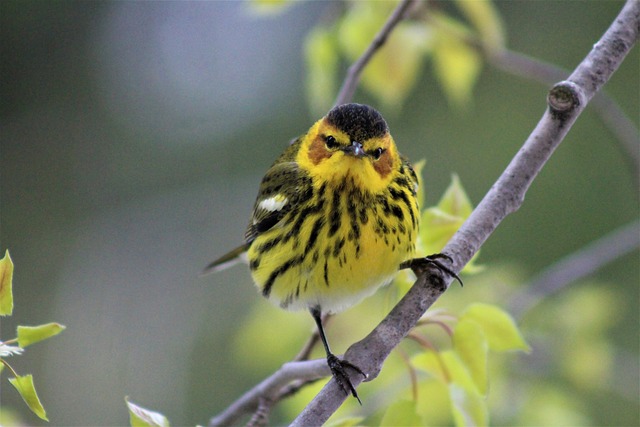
[248,218,415,313]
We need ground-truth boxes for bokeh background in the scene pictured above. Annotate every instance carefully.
[1,1,638,426]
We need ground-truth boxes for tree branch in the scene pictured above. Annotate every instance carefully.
[291,1,639,424]
[209,359,329,427]
[333,0,417,107]
[491,49,640,185]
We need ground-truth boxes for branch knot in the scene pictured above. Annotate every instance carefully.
[547,81,582,118]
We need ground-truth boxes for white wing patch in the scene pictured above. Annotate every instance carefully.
[258,194,288,212]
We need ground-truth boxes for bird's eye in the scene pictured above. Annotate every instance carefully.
[325,135,339,150]
[372,147,385,160]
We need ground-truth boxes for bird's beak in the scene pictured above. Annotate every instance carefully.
[342,140,365,157]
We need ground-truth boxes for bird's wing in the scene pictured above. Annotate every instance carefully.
[244,160,307,244]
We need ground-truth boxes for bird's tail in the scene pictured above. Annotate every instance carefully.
[201,243,250,275]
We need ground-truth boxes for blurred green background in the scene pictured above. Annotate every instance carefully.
[1,1,637,426]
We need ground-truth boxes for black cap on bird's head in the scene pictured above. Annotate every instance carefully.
[326,104,388,143]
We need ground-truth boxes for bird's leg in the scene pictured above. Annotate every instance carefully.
[400,253,464,287]
[310,306,366,404]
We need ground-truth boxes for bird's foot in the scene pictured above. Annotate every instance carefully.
[327,353,367,404]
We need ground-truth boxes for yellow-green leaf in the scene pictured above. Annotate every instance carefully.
[430,15,482,107]
[416,380,453,426]
[453,318,489,395]
[412,350,448,383]
[305,26,339,116]
[455,0,505,53]
[324,416,365,427]
[420,175,482,273]
[449,382,488,427]
[126,397,170,427]
[380,399,422,426]
[441,350,477,392]
[8,374,48,421]
[247,0,293,16]
[437,174,473,218]
[17,323,66,348]
[0,249,14,316]
[338,2,432,109]
[462,303,530,352]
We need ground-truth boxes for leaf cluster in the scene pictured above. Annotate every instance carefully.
[0,250,66,422]
[300,0,503,114]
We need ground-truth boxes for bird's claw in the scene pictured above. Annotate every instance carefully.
[403,253,464,287]
[327,353,366,405]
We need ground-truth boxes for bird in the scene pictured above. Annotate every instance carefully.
[204,103,459,403]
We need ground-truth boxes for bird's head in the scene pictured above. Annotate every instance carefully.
[297,103,401,193]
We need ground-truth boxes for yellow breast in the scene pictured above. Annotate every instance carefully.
[247,169,418,313]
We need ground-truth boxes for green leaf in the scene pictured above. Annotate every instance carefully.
[453,318,489,395]
[454,0,505,53]
[461,303,530,352]
[449,383,488,427]
[17,323,66,348]
[0,249,14,316]
[380,399,422,426]
[8,374,48,421]
[126,397,170,427]
[305,26,339,116]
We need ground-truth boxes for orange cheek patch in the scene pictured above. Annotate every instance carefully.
[308,137,332,165]
[373,150,393,178]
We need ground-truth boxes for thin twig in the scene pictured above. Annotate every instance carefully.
[291,1,639,424]
[246,397,271,427]
[508,219,640,319]
[333,0,417,107]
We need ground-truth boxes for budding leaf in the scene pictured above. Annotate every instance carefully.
[0,249,14,316]
[8,374,48,421]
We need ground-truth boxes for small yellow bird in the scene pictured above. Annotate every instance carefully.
[204,103,458,402]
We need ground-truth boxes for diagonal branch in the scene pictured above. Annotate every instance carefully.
[291,0,639,424]
[491,49,640,186]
